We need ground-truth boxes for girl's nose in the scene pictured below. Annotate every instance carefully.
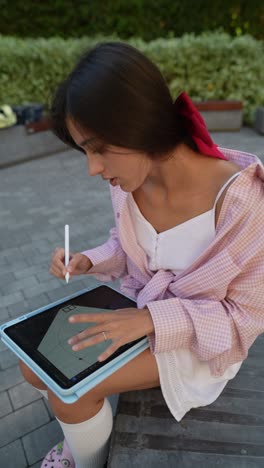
[87,155,104,177]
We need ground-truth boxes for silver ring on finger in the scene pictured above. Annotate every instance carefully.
[102,331,107,341]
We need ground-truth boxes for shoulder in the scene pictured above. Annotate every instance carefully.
[216,161,264,229]
[215,162,241,225]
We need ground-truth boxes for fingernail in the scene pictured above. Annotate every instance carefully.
[69,317,75,322]
[72,345,78,351]
[68,338,74,344]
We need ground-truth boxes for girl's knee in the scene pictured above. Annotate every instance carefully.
[47,388,104,423]
[19,360,47,390]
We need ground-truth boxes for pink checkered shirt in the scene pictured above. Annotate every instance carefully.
[83,148,264,377]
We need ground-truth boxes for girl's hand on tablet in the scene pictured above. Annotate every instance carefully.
[67,307,155,362]
[50,248,92,280]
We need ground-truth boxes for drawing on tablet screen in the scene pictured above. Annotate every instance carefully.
[37,305,112,379]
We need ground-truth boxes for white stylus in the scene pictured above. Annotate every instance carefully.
[65,224,70,284]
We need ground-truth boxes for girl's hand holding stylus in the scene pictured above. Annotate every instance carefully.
[50,248,92,280]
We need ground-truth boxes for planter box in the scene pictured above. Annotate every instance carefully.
[0,123,67,169]
[195,100,243,132]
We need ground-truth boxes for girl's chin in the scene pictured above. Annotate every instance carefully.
[111,178,139,193]
[123,181,142,193]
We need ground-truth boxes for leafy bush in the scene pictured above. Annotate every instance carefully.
[0,32,263,124]
[0,0,262,40]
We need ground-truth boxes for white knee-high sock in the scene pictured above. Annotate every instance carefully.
[57,398,113,468]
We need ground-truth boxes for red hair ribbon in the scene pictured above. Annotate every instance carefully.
[174,91,228,160]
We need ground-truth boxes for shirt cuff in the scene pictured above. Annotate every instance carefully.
[146,297,193,354]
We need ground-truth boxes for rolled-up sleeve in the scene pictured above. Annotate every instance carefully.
[147,283,264,366]
[82,227,127,281]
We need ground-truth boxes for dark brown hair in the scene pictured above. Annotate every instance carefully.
[51,41,197,158]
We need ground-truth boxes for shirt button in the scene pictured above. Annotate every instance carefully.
[117,212,120,218]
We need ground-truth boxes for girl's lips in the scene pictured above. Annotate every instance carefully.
[110,177,118,186]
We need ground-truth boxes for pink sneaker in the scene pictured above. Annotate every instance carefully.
[41,439,75,468]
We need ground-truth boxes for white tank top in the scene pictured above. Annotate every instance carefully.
[127,172,241,274]
[127,171,243,421]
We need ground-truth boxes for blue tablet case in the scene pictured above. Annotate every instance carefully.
[0,285,150,404]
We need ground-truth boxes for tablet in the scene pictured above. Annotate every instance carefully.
[0,285,149,403]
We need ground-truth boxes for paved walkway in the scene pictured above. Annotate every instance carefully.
[0,127,263,467]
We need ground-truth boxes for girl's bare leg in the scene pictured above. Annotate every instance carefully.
[20,351,159,467]
[19,348,159,422]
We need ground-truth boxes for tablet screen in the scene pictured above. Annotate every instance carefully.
[4,285,145,389]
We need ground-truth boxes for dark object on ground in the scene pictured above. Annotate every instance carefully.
[254,108,264,135]
[12,103,43,125]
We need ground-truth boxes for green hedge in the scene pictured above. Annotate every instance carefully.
[0,0,263,40]
[1,32,264,124]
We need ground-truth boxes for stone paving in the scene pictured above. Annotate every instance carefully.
[0,127,263,467]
